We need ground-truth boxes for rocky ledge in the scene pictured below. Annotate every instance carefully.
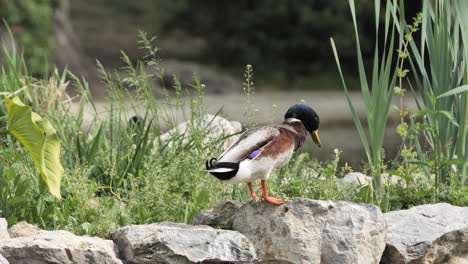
[0,199,467,264]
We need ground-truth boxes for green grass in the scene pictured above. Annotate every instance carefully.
[331,0,399,201]
[0,19,467,238]
[405,0,468,187]
[331,0,468,209]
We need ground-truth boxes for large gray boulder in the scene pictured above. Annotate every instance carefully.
[158,114,242,150]
[0,230,122,264]
[0,253,8,264]
[112,222,256,264]
[193,200,242,229]
[0,219,8,240]
[232,199,386,264]
[381,203,468,264]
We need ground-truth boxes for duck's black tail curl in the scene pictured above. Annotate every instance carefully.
[205,157,239,181]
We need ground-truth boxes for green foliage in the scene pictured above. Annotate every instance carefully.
[403,0,468,186]
[0,0,59,76]
[272,151,352,202]
[331,0,400,202]
[5,96,64,199]
[332,0,467,205]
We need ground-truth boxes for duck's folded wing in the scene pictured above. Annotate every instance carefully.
[217,126,280,162]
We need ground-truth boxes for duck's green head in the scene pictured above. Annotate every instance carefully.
[284,104,321,148]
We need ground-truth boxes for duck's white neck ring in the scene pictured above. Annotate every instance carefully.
[285,117,302,123]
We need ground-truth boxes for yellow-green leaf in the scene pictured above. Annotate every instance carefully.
[5,96,64,199]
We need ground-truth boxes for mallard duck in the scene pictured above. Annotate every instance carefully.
[206,104,321,205]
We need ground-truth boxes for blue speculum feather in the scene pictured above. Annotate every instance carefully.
[247,150,262,159]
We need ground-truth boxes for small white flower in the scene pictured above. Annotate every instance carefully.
[451,164,457,173]
[334,148,339,154]
[319,176,326,181]
[281,178,292,185]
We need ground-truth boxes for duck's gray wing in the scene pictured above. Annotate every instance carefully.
[217,126,280,162]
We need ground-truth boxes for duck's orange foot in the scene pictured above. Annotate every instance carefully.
[263,196,285,205]
[260,180,285,205]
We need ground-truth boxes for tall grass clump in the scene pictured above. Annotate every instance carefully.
[403,0,468,188]
[332,0,467,207]
[331,0,400,202]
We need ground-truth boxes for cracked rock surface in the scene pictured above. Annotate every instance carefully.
[112,222,256,264]
[381,203,468,264]
[232,199,386,264]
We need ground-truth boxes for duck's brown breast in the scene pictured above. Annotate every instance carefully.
[258,128,300,167]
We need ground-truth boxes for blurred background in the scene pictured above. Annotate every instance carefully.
[0,0,422,166]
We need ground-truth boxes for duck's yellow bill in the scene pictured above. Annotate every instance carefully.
[312,130,321,148]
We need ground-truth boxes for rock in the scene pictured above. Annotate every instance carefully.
[381,173,408,187]
[158,114,242,150]
[339,173,407,194]
[0,230,122,264]
[0,254,8,264]
[193,200,242,229]
[232,199,386,264]
[112,222,256,264]
[7,221,40,238]
[0,219,8,240]
[337,172,373,199]
[341,172,373,186]
[381,203,468,264]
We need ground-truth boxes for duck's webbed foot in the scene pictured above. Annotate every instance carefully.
[261,180,285,205]
[264,196,285,205]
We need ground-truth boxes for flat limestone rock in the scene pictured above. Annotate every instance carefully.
[381,203,468,264]
[112,222,256,264]
[0,230,122,264]
[0,219,8,240]
[193,200,242,229]
[7,221,40,238]
[0,253,8,264]
[232,198,386,264]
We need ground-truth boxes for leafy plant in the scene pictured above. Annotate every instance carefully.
[331,0,400,201]
[2,96,63,199]
[403,0,468,186]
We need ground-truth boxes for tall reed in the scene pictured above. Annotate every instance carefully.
[405,0,468,186]
[331,0,401,201]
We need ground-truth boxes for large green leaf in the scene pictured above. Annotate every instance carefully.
[5,96,63,199]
